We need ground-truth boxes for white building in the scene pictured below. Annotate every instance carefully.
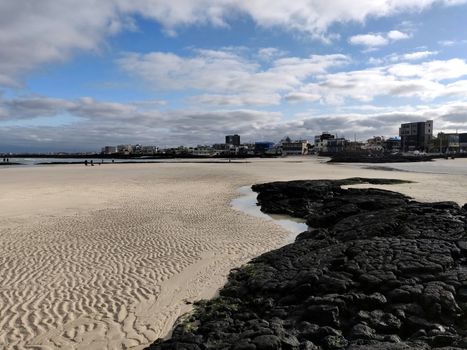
[281,138,309,155]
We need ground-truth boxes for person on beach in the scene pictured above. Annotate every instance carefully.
[84,160,88,166]
[90,160,94,166]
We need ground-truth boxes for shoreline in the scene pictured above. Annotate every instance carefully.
[0,159,251,167]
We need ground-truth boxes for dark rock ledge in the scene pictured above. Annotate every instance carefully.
[146,178,467,350]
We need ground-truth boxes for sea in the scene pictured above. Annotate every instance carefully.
[0,157,235,167]
[0,157,164,166]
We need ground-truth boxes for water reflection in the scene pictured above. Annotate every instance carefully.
[231,186,308,243]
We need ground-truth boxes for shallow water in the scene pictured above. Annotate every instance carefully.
[231,186,308,243]
[0,157,248,168]
[0,157,123,166]
[349,158,467,176]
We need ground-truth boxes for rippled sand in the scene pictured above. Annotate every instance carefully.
[1,158,466,349]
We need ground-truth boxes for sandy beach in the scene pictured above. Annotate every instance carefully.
[1,157,467,350]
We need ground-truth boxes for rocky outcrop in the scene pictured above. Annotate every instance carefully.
[145,178,467,350]
[327,153,436,163]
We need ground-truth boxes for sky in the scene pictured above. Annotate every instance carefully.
[1,1,467,152]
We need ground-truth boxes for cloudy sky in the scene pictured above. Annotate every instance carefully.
[1,0,467,152]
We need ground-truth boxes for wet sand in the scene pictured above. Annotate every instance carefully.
[1,158,467,349]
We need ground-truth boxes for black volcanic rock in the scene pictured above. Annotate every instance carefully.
[145,178,467,350]
[327,153,436,163]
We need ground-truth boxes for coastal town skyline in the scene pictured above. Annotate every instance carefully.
[2,1,467,152]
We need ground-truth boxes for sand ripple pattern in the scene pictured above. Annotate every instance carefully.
[0,169,289,350]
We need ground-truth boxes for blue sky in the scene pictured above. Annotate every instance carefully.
[1,0,467,152]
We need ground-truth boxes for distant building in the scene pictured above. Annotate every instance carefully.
[225,134,240,147]
[213,142,238,155]
[314,132,335,153]
[437,133,460,153]
[141,146,159,155]
[460,133,467,152]
[345,141,365,152]
[399,120,433,152]
[383,137,401,153]
[213,143,227,150]
[101,146,117,155]
[326,138,347,153]
[281,139,309,155]
[364,136,385,151]
[191,145,217,157]
[255,141,275,155]
[117,144,134,155]
[239,143,256,156]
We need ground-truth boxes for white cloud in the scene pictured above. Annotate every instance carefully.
[116,52,467,108]
[387,30,411,40]
[0,0,466,86]
[349,34,389,47]
[2,96,76,119]
[192,93,283,106]
[388,59,467,80]
[0,0,121,87]
[370,50,438,65]
[257,48,287,61]
[349,29,411,49]
[125,0,467,36]
[298,102,467,137]
[286,58,467,105]
[400,50,438,61]
[286,92,322,103]
[118,49,349,105]
[0,95,288,150]
[438,39,467,46]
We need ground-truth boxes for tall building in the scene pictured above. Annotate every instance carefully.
[225,134,240,146]
[399,120,433,152]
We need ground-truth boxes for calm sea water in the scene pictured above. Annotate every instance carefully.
[231,186,308,242]
[0,158,165,166]
[0,157,235,167]
[356,158,467,176]
[1,158,90,166]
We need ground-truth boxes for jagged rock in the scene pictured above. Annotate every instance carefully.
[253,335,282,350]
[144,178,467,350]
[327,153,436,163]
[349,323,376,340]
[299,341,319,350]
[321,335,348,349]
[281,335,300,350]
